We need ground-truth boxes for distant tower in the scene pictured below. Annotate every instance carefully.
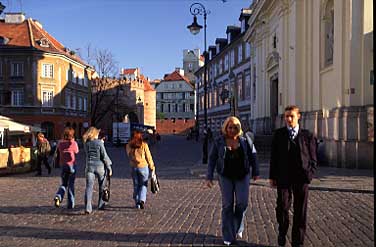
[183,49,204,84]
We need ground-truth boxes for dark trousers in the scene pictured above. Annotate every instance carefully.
[276,183,309,246]
[36,156,51,174]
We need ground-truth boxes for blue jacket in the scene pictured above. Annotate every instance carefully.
[84,139,112,172]
[207,136,259,180]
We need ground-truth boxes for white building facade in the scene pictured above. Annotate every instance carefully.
[244,0,373,168]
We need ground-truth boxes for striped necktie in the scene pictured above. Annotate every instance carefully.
[289,128,295,140]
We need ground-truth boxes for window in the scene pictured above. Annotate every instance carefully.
[224,54,229,71]
[188,63,193,72]
[230,50,235,67]
[72,71,76,83]
[66,92,71,108]
[245,43,251,58]
[241,19,246,33]
[0,62,3,78]
[84,74,88,86]
[42,90,53,107]
[237,75,243,101]
[238,44,243,62]
[72,95,76,109]
[42,64,54,78]
[11,90,24,106]
[83,97,87,111]
[219,59,223,74]
[245,71,251,98]
[78,97,83,110]
[11,62,24,77]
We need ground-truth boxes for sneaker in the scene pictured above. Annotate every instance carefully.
[84,211,92,215]
[136,203,141,209]
[236,232,243,239]
[54,197,60,208]
[223,241,231,246]
[35,173,42,176]
[140,201,145,209]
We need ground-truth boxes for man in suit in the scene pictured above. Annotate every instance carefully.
[269,105,318,247]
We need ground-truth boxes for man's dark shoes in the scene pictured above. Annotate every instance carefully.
[278,234,286,246]
[35,173,42,176]
[48,167,51,175]
[139,201,145,209]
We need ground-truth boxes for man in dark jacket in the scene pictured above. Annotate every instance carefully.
[269,105,317,247]
[35,132,51,176]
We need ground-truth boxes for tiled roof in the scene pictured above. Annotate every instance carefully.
[163,71,191,83]
[0,18,88,66]
[122,68,137,75]
[162,71,193,89]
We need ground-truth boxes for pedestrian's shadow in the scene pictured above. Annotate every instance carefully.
[0,205,85,216]
[0,225,270,246]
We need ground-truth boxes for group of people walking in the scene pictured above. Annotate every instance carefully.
[51,126,156,214]
[42,104,316,247]
[206,105,317,247]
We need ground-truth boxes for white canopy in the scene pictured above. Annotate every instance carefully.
[0,115,42,134]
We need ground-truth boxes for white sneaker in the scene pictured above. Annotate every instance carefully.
[223,241,231,246]
[236,232,243,239]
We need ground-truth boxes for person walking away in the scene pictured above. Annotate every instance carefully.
[35,132,51,176]
[53,127,79,209]
[83,127,113,214]
[206,116,259,246]
[269,105,318,247]
[125,129,156,209]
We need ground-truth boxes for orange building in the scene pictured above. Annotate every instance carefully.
[0,13,95,140]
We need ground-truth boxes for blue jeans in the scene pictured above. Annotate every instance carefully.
[131,167,149,205]
[84,165,106,213]
[55,164,76,208]
[218,173,250,242]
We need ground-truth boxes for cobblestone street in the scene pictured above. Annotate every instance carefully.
[0,135,374,246]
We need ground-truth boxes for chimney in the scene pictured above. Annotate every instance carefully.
[175,67,184,76]
[5,12,25,23]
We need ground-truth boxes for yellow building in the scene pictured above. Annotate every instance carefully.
[0,13,95,140]
[244,0,373,168]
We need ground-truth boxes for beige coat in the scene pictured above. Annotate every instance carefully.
[126,142,155,170]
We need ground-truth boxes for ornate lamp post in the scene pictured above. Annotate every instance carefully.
[187,2,209,164]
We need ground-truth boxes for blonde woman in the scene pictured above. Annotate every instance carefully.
[206,116,259,246]
[82,127,112,214]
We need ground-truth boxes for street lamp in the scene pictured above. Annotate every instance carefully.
[187,2,209,164]
[0,2,5,15]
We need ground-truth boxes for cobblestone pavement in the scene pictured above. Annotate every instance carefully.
[0,136,374,246]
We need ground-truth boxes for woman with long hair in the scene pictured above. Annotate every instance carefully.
[53,127,79,209]
[82,127,112,214]
[125,129,155,209]
[206,116,259,246]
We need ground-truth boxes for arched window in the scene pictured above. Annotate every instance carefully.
[321,0,334,67]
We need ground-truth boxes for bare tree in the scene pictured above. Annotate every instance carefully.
[81,44,119,78]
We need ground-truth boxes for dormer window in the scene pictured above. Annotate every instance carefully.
[216,43,220,53]
[241,20,246,33]
[0,36,9,45]
[227,33,231,44]
[39,38,50,48]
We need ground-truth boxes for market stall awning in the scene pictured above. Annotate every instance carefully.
[0,115,42,134]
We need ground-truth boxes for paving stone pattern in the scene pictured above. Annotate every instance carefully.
[0,136,373,246]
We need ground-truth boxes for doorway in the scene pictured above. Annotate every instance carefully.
[270,77,279,131]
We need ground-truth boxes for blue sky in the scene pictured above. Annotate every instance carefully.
[5,0,252,80]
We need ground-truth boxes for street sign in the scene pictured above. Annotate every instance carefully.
[112,122,131,144]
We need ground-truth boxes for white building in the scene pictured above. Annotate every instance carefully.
[244,0,373,168]
[156,69,195,120]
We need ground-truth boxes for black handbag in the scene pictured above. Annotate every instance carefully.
[102,171,111,202]
[150,172,160,194]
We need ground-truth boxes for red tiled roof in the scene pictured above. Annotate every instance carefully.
[163,71,191,83]
[122,68,138,75]
[0,18,88,66]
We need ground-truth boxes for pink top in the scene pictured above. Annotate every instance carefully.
[57,139,79,166]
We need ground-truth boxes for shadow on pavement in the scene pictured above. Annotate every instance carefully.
[0,225,270,246]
